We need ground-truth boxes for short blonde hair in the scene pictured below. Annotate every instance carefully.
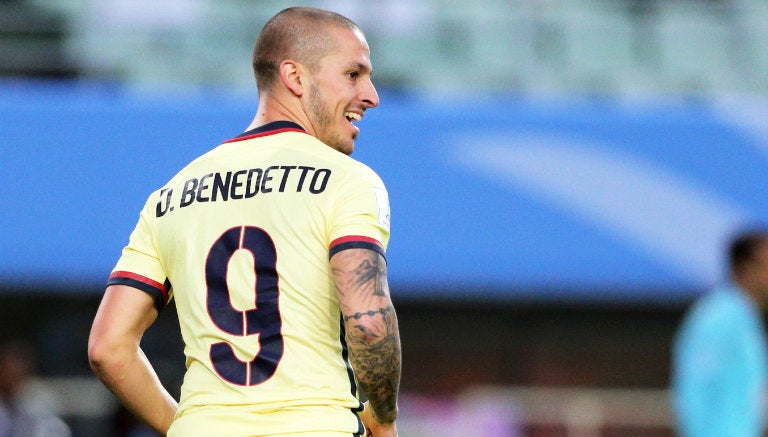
[252,7,360,92]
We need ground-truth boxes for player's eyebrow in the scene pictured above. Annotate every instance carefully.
[349,61,372,75]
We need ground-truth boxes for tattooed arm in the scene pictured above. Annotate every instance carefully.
[331,248,401,433]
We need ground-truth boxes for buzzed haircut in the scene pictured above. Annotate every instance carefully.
[729,230,768,275]
[252,7,361,92]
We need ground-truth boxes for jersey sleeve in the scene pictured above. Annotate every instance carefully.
[107,192,171,311]
[328,165,390,260]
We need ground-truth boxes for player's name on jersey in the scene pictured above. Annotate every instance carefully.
[156,165,332,217]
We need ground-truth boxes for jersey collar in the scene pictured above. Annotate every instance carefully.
[225,121,306,144]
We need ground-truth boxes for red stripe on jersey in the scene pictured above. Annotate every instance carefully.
[110,271,169,299]
[222,128,307,144]
[329,235,383,250]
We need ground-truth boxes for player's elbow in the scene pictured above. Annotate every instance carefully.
[87,337,111,376]
[87,331,127,378]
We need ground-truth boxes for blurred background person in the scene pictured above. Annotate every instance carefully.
[0,340,72,437]
[671,229,768,437]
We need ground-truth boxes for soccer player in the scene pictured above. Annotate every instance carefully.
[672,230,768,437]
[87,7,401,437]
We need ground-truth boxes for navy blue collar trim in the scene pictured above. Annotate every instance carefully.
[236,121,305,138]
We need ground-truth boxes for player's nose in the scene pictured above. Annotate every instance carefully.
[361,78,379,109]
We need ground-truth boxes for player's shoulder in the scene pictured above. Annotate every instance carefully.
[341,155,384,185]
[294,137,386,187]
[340,158,386,194]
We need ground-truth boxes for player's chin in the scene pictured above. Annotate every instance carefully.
[323,131,354,155]
[340,136,356,155]
[331,140,354,155]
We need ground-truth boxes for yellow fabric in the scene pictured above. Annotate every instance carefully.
[111,125,389,436]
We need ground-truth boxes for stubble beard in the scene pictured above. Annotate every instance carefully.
[308,84,353,155]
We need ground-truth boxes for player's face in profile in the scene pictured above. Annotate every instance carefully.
[306,27,379,155]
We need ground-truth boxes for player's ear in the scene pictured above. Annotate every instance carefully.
[279,60,305,97]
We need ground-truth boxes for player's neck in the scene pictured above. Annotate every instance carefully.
[247,96,313,135]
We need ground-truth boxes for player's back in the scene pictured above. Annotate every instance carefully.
[151,122,387,436]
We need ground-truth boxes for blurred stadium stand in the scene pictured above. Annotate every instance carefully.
[0,0,77,78]
[3,1,768,436]
[2,0,764,96]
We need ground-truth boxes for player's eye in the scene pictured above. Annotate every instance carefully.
[347,71,359,80]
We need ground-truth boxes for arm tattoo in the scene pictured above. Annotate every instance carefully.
[334,250,401,423]
[343,306,392,322]
[346,305,401,424]
[352,258,387,296]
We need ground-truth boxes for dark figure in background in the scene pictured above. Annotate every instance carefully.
[0,340,72,437]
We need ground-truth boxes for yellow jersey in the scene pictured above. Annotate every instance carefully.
[108,121,391,436]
